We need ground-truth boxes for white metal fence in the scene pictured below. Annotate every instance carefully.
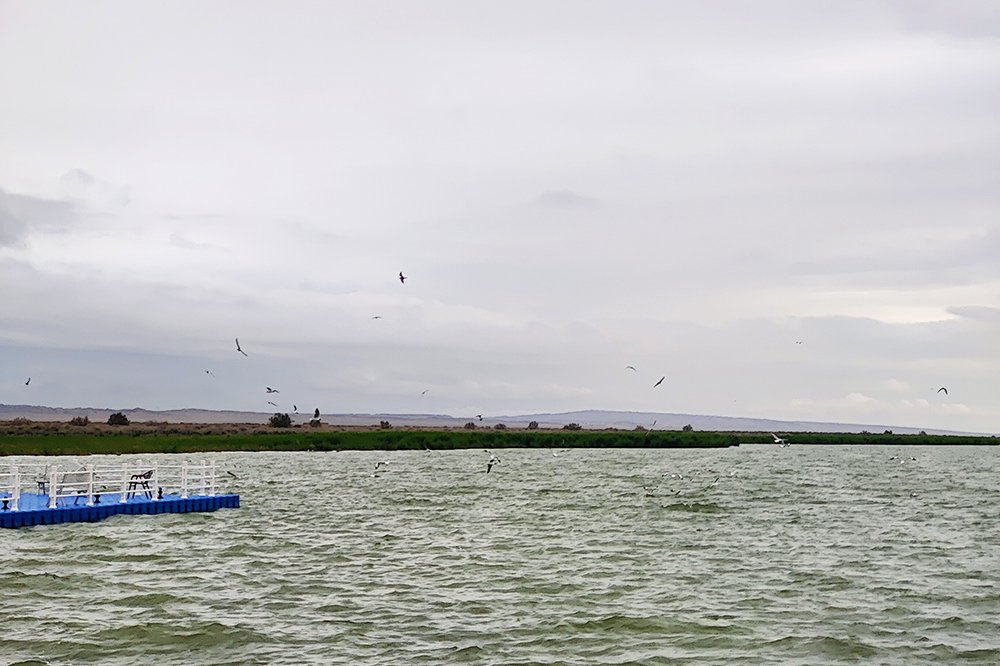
[0,461,221,511]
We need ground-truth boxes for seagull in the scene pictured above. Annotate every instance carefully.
[625,365,637,372]
[293,405,298,412]
[653,376,665,388]
[370,460,390,477]
[936,387,948,395]
[24,377,30,386]
[266,387,279,393]
[795,341,804,345]
[226,471,239,479]
[205,370,214,377]
[235,338,248,356]
[476,414,483,421]
[267,401,278,407]
[770,433,790,447]
[371,315,383,319]
[313,408,320,419]
[486,453,501,474]
[421,389,430,396]
[398,272,407,284]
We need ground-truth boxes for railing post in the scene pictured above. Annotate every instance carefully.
[86,466,95,506]
[48,466,58,509]
[181,461,189,499]
[11,464,20,512]
[119,463,128,502]
[209,461,216,496]
[151,464,159,501]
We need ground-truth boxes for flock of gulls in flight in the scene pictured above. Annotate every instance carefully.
[17,270,955,461]
[215,272,690,420]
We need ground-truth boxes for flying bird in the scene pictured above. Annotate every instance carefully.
[936,387,948,395]
[293,405,298,412]
[371,315,383,319]
[770,433,790,447]
[24,377,30,386]
[313,408,320,419]
[653,376,665,388]
[226,471,239,479]
[486,453,501,474]
[267,401,278,407]
[235,338,248,356]
[421,389,430,396]
[205,370,214,377]
[625,366,637,372]
[398,272,407,284]
[476,414,483,421]
[266,387,279,393]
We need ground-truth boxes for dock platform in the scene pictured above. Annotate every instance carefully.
[0,460,240,529]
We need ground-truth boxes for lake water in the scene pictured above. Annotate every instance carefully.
[3,444,999,665]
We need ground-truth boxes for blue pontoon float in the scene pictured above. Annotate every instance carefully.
[0,461,239,528]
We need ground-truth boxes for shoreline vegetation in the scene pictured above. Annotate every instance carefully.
[0,420,995,456]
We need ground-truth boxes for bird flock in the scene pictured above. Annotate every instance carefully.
[16,269,956,432]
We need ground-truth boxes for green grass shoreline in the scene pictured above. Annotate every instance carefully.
[0,428,995,456]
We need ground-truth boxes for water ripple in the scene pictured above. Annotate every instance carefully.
[2,445,999,664]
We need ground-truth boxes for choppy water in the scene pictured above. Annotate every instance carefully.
[2,444,999,665]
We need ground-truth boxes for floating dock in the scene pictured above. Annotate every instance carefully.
[0,461,239,529]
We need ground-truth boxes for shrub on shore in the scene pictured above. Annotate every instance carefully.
[527,421,539,430]
[107,412,129,426]
[562,423,582,431]
[69,416,90,426]
[268,413,292,428]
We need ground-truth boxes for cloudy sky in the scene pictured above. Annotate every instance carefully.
[1,1,998,431]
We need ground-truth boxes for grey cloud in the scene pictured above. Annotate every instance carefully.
[0,191,27,246]
[789,227,1000,288]
[59,169,131,207]
[946,305,1000,322]
[0,188,77,246]
[888,0,1000,39]
[169,232,213,250]
[534,190,602,209]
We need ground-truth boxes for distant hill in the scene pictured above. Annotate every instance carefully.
[0,404,977,435]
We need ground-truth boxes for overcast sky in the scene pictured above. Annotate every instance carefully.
[1,1,998,431]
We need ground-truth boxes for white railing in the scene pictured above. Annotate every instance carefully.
[0,464,23,511]
[0,460,223,511]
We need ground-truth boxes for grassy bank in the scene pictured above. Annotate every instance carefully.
[0,422,993,456]
[0,428,738,456]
